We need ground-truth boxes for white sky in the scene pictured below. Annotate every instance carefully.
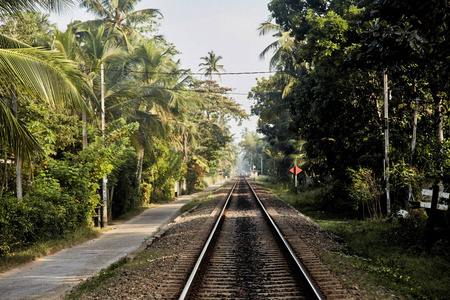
[50,0,274,142]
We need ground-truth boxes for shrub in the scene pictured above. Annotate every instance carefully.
[24,169,93,242]
[348,168,382,219]
[0,160,98,256]
[320,180,358,217]
[0,196,32,255]
[108,150,139,218]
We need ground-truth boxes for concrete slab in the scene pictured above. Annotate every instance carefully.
[0,182,223,299]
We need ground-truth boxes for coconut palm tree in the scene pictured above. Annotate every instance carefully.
[258,19,296,70]
[126,40,193,188]
[0,0,85,159]
[0,34,91,156]
[258,19,298,98]
[0,31,93,200]
[199,50,225,80]
[78,0,161,48]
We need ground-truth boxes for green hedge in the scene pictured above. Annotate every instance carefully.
[0,160,97,256]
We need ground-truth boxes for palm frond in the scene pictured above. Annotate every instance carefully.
[0,0,74,14]
[0,47,87,110]
[257,21,281,36]
[0,34,31,49]
[127,8,162,24]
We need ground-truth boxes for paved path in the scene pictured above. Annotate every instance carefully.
[0,182,223,299]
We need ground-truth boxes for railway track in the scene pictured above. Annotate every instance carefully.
[179,177,324,299]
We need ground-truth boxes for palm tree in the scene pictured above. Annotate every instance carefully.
[258,19,298,98]
[0,34,90,156]
[126,40,193,188]
[258,19,296,70]
[199,50,225,80]
[0,31,92,200]
[78,0,161,48]
[265,148,284,178]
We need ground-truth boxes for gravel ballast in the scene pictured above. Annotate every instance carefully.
[70,181,352,299]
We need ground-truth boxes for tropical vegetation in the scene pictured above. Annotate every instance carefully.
[242,0,449,220]
[0,0,245,256]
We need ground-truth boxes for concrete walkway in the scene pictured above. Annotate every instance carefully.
[0,182,223,300]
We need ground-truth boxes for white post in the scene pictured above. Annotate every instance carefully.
[101,63,108,227]
[261,154,263,175]
[383,70,391,215]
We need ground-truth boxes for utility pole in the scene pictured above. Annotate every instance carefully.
[261,153,263,176]
[383,70,391,215]
[101,63,108,227]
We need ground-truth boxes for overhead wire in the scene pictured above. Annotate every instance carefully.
[80,66,278,97]
[81,66,278,76]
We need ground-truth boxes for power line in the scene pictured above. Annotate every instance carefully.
[83,66,277,76]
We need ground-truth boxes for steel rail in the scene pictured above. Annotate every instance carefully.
[245,177,325,300]
[178,180,238,300]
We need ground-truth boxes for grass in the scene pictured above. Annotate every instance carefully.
[319,219,450,299]
[255,176,450,299]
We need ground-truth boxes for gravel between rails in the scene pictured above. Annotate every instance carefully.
[70,181,352,300]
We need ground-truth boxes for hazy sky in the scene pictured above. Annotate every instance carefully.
[50,0,274,142]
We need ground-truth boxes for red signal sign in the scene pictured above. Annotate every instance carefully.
[289,166,302,175]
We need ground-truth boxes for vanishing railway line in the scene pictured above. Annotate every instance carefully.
[178,177,324,299]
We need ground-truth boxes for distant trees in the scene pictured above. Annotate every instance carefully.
[199,50,225,80]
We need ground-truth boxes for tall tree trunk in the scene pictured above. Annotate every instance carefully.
[383,71,390,215]
[10,86,23,201]
[136,148,144,191]
[183,133,188,161]
[15,154,23,201]
[82,107,88,149]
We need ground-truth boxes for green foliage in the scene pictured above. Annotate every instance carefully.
[143,140,185,201]
[25,162,96,238]
[108,149,139,218]
[0,196,32,255]
[185,158,205,193]
[254,0,449,216]
[320,180,358,217]
[0,160,97,255]
[0,12,55,47]
[23,99,81,156]
[348,168,382,219]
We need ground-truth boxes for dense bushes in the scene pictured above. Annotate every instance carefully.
[0,197,31,255]
[0,162,96,255]
[109,150,140,219]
